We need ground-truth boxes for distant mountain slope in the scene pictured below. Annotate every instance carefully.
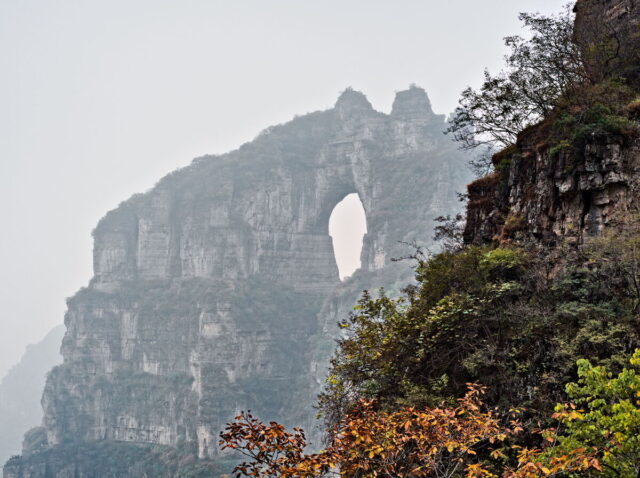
[0,326,64,465]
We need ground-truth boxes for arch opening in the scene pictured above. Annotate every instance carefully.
[329,193,367,281]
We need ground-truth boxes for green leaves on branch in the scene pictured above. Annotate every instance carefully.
[447,6,587,152]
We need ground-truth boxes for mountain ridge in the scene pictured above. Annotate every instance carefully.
[4,86,472,477]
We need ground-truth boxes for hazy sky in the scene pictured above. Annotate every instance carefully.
[0,0,568,378]
[329,193,367,280]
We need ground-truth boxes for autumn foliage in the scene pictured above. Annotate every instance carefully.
[219,378,632,477]
[220,384,522,477]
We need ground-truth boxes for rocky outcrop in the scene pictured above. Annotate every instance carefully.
[464,125,640,245]
[4,86,471,477]
[464,1,640,247]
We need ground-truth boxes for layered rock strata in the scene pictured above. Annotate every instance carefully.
[465,2,640,246]
[464,128,640,245]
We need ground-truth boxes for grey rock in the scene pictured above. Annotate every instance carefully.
[4,87,471,477]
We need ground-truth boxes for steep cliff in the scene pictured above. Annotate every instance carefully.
[574,0,640,86]
[462,0,640,247]
[464,122,640,246]
[4,86,472,477]
[465,0,640,246]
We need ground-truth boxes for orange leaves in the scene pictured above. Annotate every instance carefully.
[219,412,331,478]
[507,445,602,477]
[220,384,519,477]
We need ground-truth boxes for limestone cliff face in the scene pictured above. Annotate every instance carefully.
[464,2,640,247]
[4,86,471,477]
[464,127,640,246]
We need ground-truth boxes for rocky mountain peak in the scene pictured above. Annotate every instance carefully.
[334,88,374,121]
[390,85,436,121]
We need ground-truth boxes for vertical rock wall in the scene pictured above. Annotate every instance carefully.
[4,86,472,476]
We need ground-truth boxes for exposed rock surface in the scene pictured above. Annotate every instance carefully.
[465,3,640,247]
[574,0,640,85]
[0,326,64,466]
[464,128,640,245]
[4,86,471,477]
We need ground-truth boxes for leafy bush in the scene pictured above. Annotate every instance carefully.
[222,385,520,478]
[319,232,640,429]
[479,247,527,280]
[510,351,640,477]
[222,349,640,477]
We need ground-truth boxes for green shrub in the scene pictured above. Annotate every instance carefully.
[479,247,527,280]
[502,214,526,237]
[321,232,640,428]
[549,80,639,160]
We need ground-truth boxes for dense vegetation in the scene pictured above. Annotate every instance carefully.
[220,212,640,477]
[319,235,640,419]
[221,352,640,476]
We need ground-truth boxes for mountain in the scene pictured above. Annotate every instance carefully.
[4,86,472,477]
[0,326,64,466]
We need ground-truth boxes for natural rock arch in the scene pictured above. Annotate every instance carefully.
[36,86,472,464]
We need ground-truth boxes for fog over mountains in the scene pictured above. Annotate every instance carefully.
[0,326,64,465]
[0,0,568,378]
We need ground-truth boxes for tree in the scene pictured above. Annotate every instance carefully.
[546,350,640,476]
[446,5,587,154]
[509,350,640,477]
[220,385,520,478]
[221,352,640,477]
[219,413,332,478]
[433,214,466,252]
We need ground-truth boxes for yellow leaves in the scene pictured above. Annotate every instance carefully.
[590,458,603,471]
[489,448,506,460]
[465,462,496,478]
[566,410,584,420]
[508,442,603,478]
[221,384,518,478]
[551,404,584,422]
